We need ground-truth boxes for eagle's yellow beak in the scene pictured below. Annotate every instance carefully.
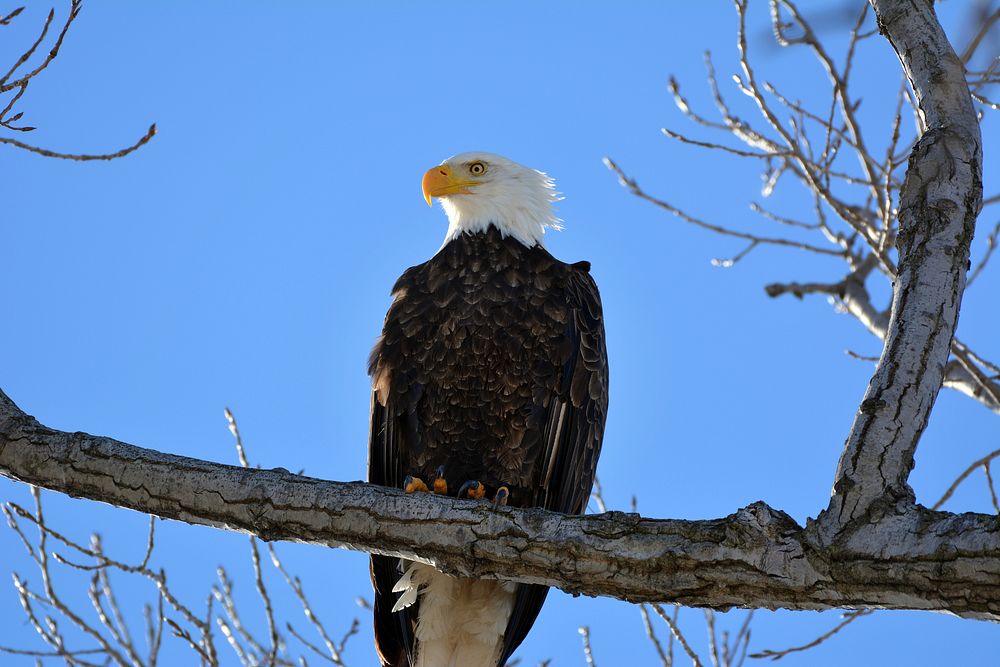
[422,164,479,206]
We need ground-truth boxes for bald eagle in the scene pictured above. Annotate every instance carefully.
[368,153,608,667]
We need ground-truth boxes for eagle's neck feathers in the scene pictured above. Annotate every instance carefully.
[439,167,561,249]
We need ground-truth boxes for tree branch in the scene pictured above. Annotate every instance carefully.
[1,389,998,620]
[821,0,984,531]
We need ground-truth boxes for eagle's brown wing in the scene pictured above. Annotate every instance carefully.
[497,261,609,666]
[368,263,426,666]
[368,387,417,667]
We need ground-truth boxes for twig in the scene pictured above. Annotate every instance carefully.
[0,6,25,25]
[251,537,282,666]
[984,462,1000,514]
[967,220,999,288]
[749,610,872,661]
[214,566,268,660]
[578,626,597,667]
[652,605,703,667]
[604,157,844,258]
[640,604,672,667]
[730,612,753,667]
[590,477,608,513]
[31,488,133,667]
[0,123,157,160]
[711,240,759,268]
[959,7,1000,63]
[932,448,1000,511]
[662,126,791,159]
[268,545,344,665]
[845,350,879,363]
[704,610,720,667]
[749,202,820,230]
[224,407,251,468]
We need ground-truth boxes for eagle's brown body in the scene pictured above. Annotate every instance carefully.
[368,226,608,667]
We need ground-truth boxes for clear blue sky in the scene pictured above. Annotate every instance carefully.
[2,1,998,665]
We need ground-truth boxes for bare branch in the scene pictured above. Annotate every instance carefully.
[704,610,720,667]
[639,604,672,667]
[931,448,1000,511]
[985,462,1000,514]
[1,2,156,161]
[749,610,872,661]
[661,126,791,159]
[0,123,157,161]
[959,7,1000,64]
[1,388,999,618]
[968,220,999,287]
[652,606,703,667]
[748,202,820,230]
[578,626,597,667]
[604,157,845,258]
[0,6,25,25]
[822,0,984,529]
[268,546,346,665]
[224,407,251,469]
[711,241,758,268]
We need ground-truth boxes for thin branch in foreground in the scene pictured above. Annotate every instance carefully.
[224,406,251,469]
[960,7,1000,64]
[0,123,157,161]
[704,610,720,667]
[268,545,349,666]
[932,448,1000,511]
[578,626,597,667]
[222,407,356,666]
[0,7,26,25]
[251,537,282,665]
[727,612,753,667]
[590,476,608,514]
[639,604,672,667]
[214,566,268,661]
[652,605,704,667]
[749,202,821,230]
[0,1,157,161]
[711,240,759,268]
[603,157,845,258]
[984,462,1000,514]
[967,220,999,288]
[0,1,84,92]
[845,349,880,363]
[749,609,873,661]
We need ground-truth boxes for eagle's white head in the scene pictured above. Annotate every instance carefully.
[422,152,562,248]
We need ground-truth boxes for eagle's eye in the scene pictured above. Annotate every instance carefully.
[468,161,487,176]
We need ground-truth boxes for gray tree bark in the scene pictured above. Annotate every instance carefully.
[1,0,995,623]
[1,388,998,619]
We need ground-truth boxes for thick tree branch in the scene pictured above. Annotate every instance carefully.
[1,389,998,620]
[821,0,984,532]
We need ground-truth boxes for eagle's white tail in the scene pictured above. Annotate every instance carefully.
[393,562,516,667]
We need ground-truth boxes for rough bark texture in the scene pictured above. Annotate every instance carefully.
[1,388,999,620]
[822,0,984,531]
[0,0,995,627]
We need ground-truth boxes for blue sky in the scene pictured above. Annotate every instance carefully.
[1,1,998,665]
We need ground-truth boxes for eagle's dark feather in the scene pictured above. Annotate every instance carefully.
[367,225,608,667]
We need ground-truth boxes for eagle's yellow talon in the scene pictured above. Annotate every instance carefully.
[404,475,429,494]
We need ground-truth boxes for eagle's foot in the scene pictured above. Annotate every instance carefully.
[403,475,429,494]
[432,465,448,495]
[492,486,509,507]
[457,479,487,500]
